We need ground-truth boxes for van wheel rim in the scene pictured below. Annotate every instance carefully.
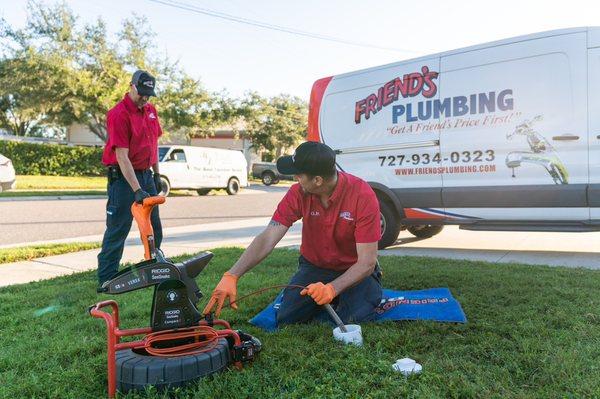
[380,213,386,234]
[160,179,169,195]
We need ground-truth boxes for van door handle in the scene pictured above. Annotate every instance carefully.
[552,135,579,141]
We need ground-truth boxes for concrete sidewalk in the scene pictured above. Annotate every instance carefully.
[0,217,302,287]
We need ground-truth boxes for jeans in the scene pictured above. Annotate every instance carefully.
[97,169,162,285]
[276,255,382,326]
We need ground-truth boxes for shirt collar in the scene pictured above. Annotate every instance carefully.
[123,93,146,114]
[327,171,345,204]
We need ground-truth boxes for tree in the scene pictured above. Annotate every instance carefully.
[0,2,129,140]
[241,93,308,161]
[0,47,75,136]
[0,55,52,136]
[0,1,301,146]
[155,73,225,144]
[0,1,227,142]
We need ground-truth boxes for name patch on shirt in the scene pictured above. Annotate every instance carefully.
[339,211,354,221]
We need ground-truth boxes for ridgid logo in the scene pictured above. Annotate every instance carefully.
[354,66,439,124]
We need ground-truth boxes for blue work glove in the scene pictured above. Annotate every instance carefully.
[134,189,150,204]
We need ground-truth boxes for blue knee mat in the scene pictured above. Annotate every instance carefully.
[249,287,467,331]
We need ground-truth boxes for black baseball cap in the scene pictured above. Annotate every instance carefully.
[131,70,156,97]
[277,141,336,177]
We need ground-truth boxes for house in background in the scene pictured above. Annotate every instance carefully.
[66,123,104,146]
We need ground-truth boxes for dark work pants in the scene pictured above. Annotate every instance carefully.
[276,255,383,326]
[97,169,162,285]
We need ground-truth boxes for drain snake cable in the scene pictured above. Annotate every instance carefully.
[143,284,307,357]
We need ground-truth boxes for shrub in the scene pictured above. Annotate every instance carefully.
[0,141,104,176]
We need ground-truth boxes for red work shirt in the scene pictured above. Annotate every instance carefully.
[272,172,381,271]
[102,94,163,170]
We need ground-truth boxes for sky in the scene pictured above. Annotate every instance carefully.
[1,0,599,100]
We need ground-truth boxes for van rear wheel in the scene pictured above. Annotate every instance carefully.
[159,177,171,197]
[407,225,443,238]
[226,177,240,195]
[378,200,401,249]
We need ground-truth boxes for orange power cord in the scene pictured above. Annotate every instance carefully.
[144,325,220,356]
[142,284,307,357]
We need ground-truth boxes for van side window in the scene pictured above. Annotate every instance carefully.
[169,149,187,162]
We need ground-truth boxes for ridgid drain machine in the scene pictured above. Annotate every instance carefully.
[89,196,260,398]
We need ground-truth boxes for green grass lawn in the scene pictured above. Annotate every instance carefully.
[0,242,102,264]
[1,248,599,398]
[2,175,266,197]
[0,175,108,197]
[15,175,107,190]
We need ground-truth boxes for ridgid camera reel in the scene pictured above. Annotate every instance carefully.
[89,196,260,398]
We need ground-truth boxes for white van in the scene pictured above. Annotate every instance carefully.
[308,27,600,248]
[158,145,248,196]
[0,153,16,192]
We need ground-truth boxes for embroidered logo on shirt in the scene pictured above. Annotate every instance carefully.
[339,211,354,221]
[310,210,320,216]
[148,112,156,120]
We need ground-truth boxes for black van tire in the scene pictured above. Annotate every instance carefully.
[197,188,211,196]
[115,338,230,393]
[378,200,401,249]
[261,171,276,186]
[226,177,240,195]
[407,225,444,238]
[159,177,170,197]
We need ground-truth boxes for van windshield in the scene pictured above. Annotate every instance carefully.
[158,147,170,161]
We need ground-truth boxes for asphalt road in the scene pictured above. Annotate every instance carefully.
[0,184,288,245]
[4,182,600,270]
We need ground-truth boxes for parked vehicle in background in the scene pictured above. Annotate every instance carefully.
[308,27,600,249]
[251,162,294,185]
[0,153,16,192]
[157,145,248,196]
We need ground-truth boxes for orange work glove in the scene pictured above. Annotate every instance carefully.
[202,272,239,317]
[300,282,337,305]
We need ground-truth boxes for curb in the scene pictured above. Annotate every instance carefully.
[0,195,107,201]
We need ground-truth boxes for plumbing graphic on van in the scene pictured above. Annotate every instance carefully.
[505,115,569,184]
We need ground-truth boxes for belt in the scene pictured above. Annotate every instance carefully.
[107,165,149,174]
[107,165,149,182]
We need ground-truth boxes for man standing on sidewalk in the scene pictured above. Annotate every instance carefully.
[97,70,164,288]
[203,141,383,325]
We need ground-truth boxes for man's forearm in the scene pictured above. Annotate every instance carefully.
[116,152,141,192]
[330,261,376,296]
[228,232,276,277]
[151,162,159,174]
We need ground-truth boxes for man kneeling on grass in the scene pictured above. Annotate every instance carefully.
[203,141,383,325]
